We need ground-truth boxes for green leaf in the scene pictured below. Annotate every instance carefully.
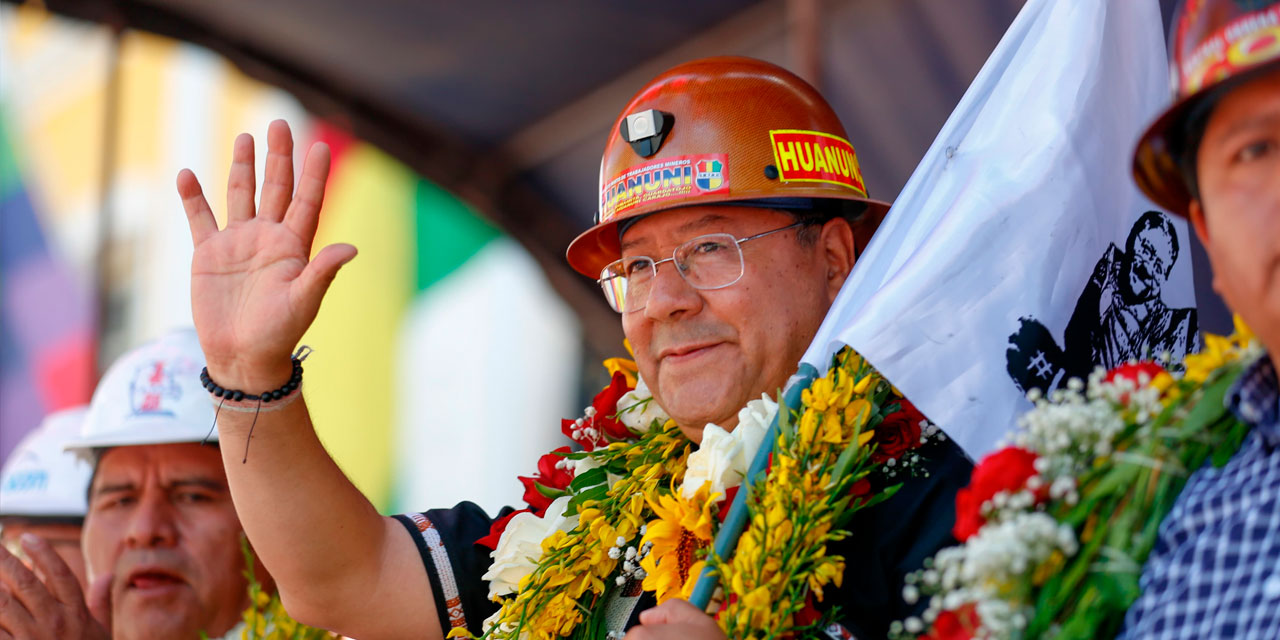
[1176,367,1242,436]
[567,485,609,514]
[569,466,609,492]
[846,483,901,519]
[1211,418,1250,467]
[533,482,567,499]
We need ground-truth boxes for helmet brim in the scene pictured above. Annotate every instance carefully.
[63,416,219,453]
[1134,58,1280,218]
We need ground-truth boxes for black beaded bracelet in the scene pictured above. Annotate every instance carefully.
[200,345,312,403]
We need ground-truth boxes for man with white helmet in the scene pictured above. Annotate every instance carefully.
[0,329,259,640]
[0,407,93,590]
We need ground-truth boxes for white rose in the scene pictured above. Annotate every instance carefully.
[681,394,776,501]
[482,496,576,599]
[617,376,669,433]
[737,394,778,438]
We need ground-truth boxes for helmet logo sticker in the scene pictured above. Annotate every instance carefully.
[1179,4,1280,95]
[3,469,47,494]
[768,130,867,196]
[599,153,729,223]
[129,360,183,417]
[694,159,724,190]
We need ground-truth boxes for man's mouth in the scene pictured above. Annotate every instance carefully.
[125,569,186,594]
[659,342,723,364]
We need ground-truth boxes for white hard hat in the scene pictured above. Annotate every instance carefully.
[0,407,93,518]
[65,328,218,452]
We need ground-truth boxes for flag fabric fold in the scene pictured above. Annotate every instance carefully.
[802,0,1199,459]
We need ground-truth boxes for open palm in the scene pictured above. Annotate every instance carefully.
[178,120,356,389]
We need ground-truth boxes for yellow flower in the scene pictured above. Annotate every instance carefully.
[603,356,639,387]
[820,410,843,444]
[852,373,873,395]
[641,484,718,603]
[844,398,871,431]
[798,408,820,446]
[1232,314,1255,345]
[742,586,771,610]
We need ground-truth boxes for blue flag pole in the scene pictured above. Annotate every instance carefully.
[687,362,820,610]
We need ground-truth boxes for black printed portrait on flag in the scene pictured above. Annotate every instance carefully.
[1006,211,1201,394]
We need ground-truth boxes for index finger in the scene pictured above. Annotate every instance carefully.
[19,535,83,608]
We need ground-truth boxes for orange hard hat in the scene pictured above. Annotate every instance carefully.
[1133,0,1280,216]
[565,56,890,278]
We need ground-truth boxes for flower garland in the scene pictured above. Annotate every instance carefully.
[713,349,917,639]
[465,347,940,640]
[895,318,1260,640]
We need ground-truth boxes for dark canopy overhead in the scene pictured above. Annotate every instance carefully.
[13,0,1045,350]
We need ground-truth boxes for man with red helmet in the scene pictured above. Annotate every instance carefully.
[1124,0,1280,636]
[172,57,972,640]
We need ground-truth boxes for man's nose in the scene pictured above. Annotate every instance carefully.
[642,262,703,320]
[124,494,179,548]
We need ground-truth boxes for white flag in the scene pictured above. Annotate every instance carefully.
[802,0,1199,459]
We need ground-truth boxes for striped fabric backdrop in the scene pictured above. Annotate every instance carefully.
[0,5,582,514]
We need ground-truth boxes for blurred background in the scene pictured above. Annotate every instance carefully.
[0,0,1196,515]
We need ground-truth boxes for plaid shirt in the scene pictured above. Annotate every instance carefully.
[1120,355,1280,639]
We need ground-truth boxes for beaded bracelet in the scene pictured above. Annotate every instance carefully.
[200,345,312,403]
[200,345,313,463]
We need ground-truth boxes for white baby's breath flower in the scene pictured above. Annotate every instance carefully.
[482,496,576,599]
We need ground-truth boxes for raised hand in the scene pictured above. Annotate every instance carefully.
[0,535,110,640]
[178,120,356,390]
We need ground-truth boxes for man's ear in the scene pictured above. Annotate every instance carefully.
[1188,199,1210,247]
[1188,199,1230,299]
[818,217,856,300]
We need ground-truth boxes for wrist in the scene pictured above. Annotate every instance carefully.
[205,357,296,394]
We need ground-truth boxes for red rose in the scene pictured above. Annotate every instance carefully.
[952,446,1040,541]
[872,399,927,464]
[593,371,634,440]
[1104,361,1167,403]
[1104,361,1166,386]
[517,446,575,512]
[924,603,981,640]
[561,371,634,450]
[476,508,531,550]
[848,477,872,507]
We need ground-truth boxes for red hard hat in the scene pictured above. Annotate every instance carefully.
[1133,0,1280,216]
[565,56,890,278]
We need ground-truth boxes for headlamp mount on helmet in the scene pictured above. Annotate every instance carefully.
[620,109,674,158]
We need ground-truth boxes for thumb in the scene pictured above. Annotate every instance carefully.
[86,573,112,633]
[294,242,358,318]
[637,599,707,626]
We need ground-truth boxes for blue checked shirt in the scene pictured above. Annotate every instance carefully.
[1120,354,1280,639]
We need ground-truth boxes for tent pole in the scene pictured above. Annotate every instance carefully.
[788,0,822,89]
[94,22,124,377]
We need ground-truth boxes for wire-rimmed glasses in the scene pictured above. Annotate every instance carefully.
[597,221,805,313]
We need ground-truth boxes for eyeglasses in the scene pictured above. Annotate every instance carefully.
[598,221,806,313]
